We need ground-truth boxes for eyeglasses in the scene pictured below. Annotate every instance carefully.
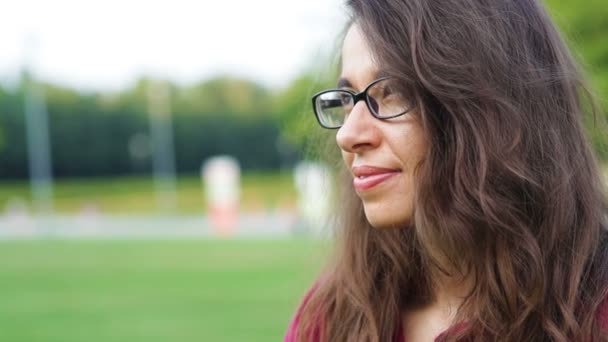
[311,77,412,129]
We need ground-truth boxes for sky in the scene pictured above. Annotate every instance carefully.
[0,0,347,91]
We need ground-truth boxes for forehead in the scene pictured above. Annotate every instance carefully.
[341,24,379,90]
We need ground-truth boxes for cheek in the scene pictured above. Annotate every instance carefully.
[341,151,354,167]
[395,126,427,169]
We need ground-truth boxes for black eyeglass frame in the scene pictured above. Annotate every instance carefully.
[311,76,411,129]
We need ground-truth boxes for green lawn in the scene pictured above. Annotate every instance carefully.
[0,172,297,215]
[0,239,328,342]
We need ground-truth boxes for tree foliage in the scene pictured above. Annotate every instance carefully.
[0,76,282,179]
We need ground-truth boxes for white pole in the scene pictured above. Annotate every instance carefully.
[23,34,54,214]
[147,80,178,214]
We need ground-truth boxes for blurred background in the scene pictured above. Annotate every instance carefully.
[0,0,606,341]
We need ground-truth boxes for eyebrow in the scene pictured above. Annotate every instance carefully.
[337,70,391,89]
[337,78,351,88]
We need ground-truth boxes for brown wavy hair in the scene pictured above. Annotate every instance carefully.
[295,0,608,341]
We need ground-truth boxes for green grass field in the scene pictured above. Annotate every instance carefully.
[0,239,329,342]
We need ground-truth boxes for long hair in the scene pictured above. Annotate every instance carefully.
[296,0,608,341]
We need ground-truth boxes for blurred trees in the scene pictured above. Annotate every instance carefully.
[546,0,608,158]
[0,77,284,179]
[0,60,340,179]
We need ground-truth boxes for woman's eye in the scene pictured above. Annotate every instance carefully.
[340,94,352,106]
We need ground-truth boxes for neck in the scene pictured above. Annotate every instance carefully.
[401,270,471,341]
[430,269,472,316]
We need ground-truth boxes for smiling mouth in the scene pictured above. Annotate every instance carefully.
[353,171,400,191]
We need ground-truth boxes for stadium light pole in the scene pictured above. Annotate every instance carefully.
[23,35,54,214]
[147,80,178,214]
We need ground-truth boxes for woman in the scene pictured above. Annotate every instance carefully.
[286,0,608,341]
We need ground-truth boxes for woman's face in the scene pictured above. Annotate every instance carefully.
[337,24,427,229]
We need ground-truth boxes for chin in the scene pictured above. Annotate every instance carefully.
[364,209,411,229]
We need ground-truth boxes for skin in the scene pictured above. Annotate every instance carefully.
[337,23,463,340]
[336,23,427,229]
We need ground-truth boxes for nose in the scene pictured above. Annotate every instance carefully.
[336,100,381,153]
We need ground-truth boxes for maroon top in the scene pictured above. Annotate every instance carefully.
[284,285,608,341]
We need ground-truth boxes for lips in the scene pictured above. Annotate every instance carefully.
[352,165,401,191]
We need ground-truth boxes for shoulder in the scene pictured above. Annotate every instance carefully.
[284,281,324,342]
